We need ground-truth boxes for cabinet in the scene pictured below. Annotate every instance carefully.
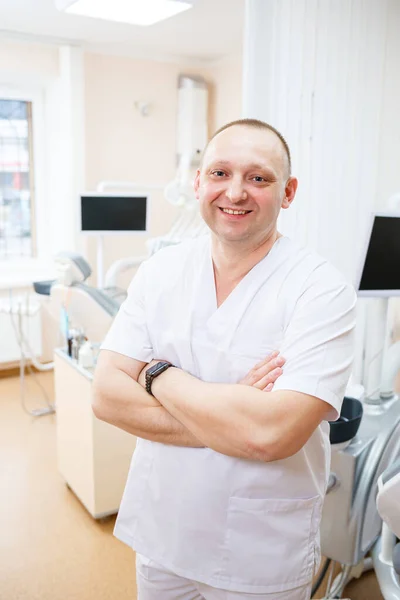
[54,349,136,518]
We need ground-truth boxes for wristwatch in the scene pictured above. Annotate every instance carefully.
[145,361,174,396]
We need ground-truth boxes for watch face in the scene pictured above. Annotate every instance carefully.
[145,361,172,396]
[147,361,170,377]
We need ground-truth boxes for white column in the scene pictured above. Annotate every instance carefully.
[44,46,85,256]
[242,0,275,120]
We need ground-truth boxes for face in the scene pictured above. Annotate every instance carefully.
[194,125,297,247]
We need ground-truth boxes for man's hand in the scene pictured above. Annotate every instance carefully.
[138,351,285,393]
[239,350,285,391]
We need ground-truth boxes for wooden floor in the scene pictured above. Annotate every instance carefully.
[0,372,383,600]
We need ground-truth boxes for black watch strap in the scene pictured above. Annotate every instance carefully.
[145,361,173,396]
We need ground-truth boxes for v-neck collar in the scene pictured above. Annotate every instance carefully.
[180,235,291,361]
[207,235,287,313]
[190,235,289,352]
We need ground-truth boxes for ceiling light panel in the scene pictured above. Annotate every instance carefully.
[55,0,193,26]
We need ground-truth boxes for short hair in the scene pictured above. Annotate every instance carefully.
[206,118,291,176]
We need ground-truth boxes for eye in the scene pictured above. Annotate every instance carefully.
[251,175,266,183]
[211,170,226,177]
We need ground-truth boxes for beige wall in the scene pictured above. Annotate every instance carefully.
[204,53,243,129]
[0,40,59,81]
[0,40,243,287]
[84,52,181,283]
[83,51,243,286]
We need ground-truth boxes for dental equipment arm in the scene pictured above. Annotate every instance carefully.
[92,350,204,447]
[377,458,400,539]
[105,256,147,290]
[150,367,331,462]
[103,157,207,290]
[375,459,400,591]
[379,340,400,400]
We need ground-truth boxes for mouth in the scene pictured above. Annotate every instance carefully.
[219,207,252,216]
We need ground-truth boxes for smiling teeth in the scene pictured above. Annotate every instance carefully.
[221,209,248,215]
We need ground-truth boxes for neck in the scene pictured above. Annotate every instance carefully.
[211,229,282,284]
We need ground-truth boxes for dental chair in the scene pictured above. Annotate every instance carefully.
[373,459,400,598]
[35,207,208,344]
[35,162,208,340]
[313,210,400,599]
[34,252,124,344]
[314,363,400,599]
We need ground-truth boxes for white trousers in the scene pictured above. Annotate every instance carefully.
[136,554,312,600]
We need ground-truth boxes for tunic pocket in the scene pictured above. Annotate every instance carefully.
[222,495,320,591]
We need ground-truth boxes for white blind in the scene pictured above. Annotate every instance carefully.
[243,0,400,284]
[242,0,400,388]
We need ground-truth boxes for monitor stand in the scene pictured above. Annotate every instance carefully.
[96,235,104,289]
[363,297,392,402]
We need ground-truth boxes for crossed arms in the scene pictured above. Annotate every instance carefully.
[92,350,331,462]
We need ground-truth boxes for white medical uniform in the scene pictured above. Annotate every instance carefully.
[135,553,313,600]
[101,235,356,595]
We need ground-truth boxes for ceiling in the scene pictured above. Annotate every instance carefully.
[0,0,245,64]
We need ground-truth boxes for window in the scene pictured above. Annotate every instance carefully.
[0,99,34,259]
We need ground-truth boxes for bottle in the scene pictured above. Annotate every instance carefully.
[78,341,94,369]
[71,337,80,361]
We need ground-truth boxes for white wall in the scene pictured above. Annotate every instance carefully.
[376,0,400,207]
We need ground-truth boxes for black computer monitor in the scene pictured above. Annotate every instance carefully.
[80,193,148,235]
[356,212,400,297]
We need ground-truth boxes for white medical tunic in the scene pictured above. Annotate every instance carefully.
[101,235,356,594]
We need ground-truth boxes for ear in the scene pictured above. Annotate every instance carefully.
[281,177,298,209]
[193,170,201,199]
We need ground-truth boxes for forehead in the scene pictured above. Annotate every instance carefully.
[202,125,287,176]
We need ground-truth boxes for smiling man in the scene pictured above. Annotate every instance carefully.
[93,119,356,600]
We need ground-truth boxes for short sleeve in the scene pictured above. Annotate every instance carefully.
[100,262,153,362]
[272,271,357,421]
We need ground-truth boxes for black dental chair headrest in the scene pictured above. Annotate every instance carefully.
[329,396,363,445]
[33,280,56,296]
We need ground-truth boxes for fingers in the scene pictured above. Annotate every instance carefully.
[239,351,286,387]
[251,352,286,390]
[253,350,280,370]
[255,354,285,377]
[253,366,283,390]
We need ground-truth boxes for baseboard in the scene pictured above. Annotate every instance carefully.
[0,360,52,379]
[0,361,22,378]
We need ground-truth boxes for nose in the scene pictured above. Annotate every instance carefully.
[226,176,247,203]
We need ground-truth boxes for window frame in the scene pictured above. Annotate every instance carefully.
[0,85,47,271]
